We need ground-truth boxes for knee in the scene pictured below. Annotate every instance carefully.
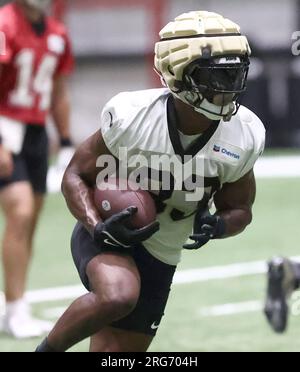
[96,290,139,320]
[6,204,35,234]
[86,256,141,322]
[110,292,139,318]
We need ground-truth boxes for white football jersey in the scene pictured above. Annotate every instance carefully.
[101,88,265,265]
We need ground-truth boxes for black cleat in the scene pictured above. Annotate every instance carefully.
[264,257,296,334]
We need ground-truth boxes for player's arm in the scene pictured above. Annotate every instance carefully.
[61,131,107,235]
[213,169,255,237]
[184,170,255,250]
[62,131,159,246]
[51,75,71,142]
[50,75,75,174]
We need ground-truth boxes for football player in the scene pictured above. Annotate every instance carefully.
[264,257,300,333]
[36,11,265,352]
[0,0,74,338]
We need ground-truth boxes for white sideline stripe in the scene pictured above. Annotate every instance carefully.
[0,256,300,309]
[199,301,263,317]
[25,285,86,303]
[173,261,267,284]
[254,156,300,178]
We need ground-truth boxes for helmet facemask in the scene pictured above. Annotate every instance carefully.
[175,54,250,121]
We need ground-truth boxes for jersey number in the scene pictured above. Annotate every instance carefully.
[10,49,58,111]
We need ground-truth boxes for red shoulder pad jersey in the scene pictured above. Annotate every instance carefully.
[0,2,74,125]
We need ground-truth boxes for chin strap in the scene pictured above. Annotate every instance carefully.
[174,91,236,122]
[194,99,236,122]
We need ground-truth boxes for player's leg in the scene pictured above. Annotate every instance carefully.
[0,181,35,301]
[0,125,48,302]
[89,327,153,352]
[0,125,51,338]
[36,224,176,352]
[42,251,141,352]
[0,181,47,338]
[27,194,45,256]
[89,244,176,352]
[39,223,142,352]
[264,257,300,333]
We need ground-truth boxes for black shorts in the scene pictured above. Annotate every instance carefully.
[71,222,176,336]
[0,124,48,194]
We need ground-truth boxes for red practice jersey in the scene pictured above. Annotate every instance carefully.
[0,2,74,125]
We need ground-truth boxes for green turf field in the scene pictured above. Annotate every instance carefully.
[1,176,300,352]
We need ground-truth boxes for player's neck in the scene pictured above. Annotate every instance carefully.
[17,2,44,24]
[173,98,214,135]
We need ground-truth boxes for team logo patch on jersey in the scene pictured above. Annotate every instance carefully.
[47,35,65,54]
[211,142,242,163]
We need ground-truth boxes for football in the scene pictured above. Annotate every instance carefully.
[94,178,157,229]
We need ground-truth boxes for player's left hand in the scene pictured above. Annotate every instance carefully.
[183,213,226,250]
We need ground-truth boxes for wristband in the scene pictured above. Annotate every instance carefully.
[60,138,73,147]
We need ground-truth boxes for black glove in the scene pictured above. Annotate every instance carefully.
[183,211,226,250]
[93,206,160,249]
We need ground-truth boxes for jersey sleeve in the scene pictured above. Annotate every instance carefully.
[222,117,266,184]
[239,129,265,179]
[0,19,13,64]
[100,95,127,158]
[55,32,74,77]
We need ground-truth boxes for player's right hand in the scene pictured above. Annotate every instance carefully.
[0,145,14,178]
[93,207,160,249]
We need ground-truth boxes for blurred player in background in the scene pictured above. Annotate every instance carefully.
[264,257,300,333]
[0,0,74,338]
[36,11,265,352]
